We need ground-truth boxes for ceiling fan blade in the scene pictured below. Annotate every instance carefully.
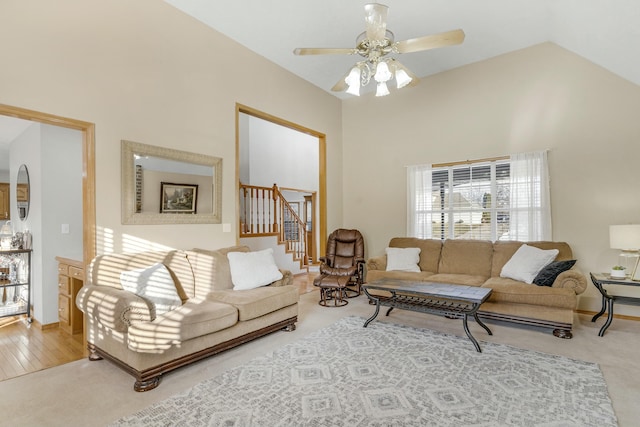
[331,68,352,92]
[364,3,388,41]
[395,29,465,54]
[293,47,355,56]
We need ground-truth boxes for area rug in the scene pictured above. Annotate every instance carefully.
[111,316,618,426]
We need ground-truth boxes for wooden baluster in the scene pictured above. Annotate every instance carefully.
[240,187,245,234]
[261,188,266,234]
[250,187,255,234]
[273,184,279,234]
[267,188,272,233]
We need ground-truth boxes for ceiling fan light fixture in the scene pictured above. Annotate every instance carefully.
[374,60,392,83]
[293,4,464,97]
[375,81,390,97]
[395,68,412,89]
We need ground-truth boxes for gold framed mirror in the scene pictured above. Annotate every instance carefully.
[121,140,222,225]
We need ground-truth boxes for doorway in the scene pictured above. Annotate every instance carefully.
[235,104,327,261]
[0,103,96,380]
[0,104,95,266]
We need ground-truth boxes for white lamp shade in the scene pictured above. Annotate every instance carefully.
[610,224,640,250]
[375,81,390,97]
[395,69,412,89]
[345,67,361,96]
[374,61,392,83]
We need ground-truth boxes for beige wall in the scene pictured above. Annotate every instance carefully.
[0,0,342,254]
[2,2,638,316]
[343,43,640,313]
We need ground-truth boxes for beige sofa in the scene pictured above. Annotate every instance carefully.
[76,245,298,391]
[366,238,587,338]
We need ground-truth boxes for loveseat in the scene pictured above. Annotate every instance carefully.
[76,245,298,391]
[366,238,587,338]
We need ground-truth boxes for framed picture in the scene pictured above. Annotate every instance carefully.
[160,182,198,214]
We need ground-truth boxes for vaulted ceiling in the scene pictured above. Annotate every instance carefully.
[165,0,640,99]
[2,1,638,149]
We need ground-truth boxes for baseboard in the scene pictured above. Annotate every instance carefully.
[28,319,58,330]
[576,309,640,322]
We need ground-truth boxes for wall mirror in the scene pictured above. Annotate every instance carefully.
[121,140,222,224]
[16,164,30,221]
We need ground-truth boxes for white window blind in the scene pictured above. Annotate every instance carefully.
[407,151,551,242]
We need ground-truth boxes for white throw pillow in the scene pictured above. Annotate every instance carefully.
[385,247,421,272]
[120,263,183,317]
[227,248,283,290]
[500,244,559,284]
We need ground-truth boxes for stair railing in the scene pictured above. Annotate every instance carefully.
[239,183,309,268]
[239,183,278,236]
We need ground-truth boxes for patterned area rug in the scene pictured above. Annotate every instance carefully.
[111,316,618,426]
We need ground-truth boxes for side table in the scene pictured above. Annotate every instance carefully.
[590,272,640,336]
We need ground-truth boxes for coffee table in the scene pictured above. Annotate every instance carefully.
[363,279,493,352]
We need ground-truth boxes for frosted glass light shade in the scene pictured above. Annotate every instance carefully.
[374,61,392,83]
[395,69,412,88]
[610,224,640,250]
[345,67,361,96]
[375,81,390,97]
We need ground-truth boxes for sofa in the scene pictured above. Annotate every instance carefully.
[76,245,298,391]
[366,238,587,338]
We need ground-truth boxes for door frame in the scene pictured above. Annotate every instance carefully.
[235,104,327,257]
[0,103,96,267]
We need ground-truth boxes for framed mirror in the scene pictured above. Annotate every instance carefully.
[16,164,30,221]
[121,140,222,225]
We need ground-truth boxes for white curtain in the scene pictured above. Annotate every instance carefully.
[407,164,432,238]
[508,151,552,241]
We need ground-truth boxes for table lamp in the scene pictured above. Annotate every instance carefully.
[609,224,640,280]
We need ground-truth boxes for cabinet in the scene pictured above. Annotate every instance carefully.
[56,257,84,335]
[0,249,31,322]
[0,183,9,220]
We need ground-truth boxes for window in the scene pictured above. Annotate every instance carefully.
[408,151,551,242]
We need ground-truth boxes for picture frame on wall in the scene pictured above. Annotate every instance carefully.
[160,182,198,214]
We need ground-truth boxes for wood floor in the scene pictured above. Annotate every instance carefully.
[0,316,85,382]
[0,271,320,383]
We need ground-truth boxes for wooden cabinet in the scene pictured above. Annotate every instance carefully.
[56,257,84,335]
[0,183,9,220]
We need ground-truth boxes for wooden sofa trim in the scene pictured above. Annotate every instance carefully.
[88,316,298,392]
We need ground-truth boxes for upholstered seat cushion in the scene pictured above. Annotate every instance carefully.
[207,285,299,321]
[127,299,238,352]
[482,277,577,309]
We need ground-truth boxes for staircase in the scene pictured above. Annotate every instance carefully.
[239,183,309,270]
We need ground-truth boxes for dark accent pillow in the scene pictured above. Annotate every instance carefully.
[533,260,577,286]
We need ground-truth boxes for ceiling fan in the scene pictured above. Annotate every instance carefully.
[293,3,465,97]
